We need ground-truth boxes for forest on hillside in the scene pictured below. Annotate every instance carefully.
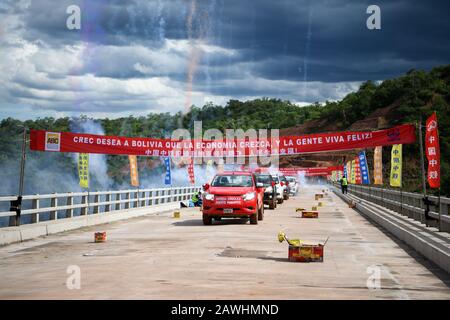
[0,65,449,196]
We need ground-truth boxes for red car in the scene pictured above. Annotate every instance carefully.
[202,171,265,225]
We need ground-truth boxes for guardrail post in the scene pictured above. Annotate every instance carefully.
[105,193,111,213]
[93,194,100,214]
[66,193,73,218]
[168,188,173,203]
[31,196,40,223]
[50,194,58,220]
[81,194,88,215]
[125,192,130,209]
[148,190,153,206]
[134,191,139,208]
[115,193,121,211]
[140,191,146,207]
[155,190,159,205]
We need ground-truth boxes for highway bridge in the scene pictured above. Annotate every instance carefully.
[0,185,449,299]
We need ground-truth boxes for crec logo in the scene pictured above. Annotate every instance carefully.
[45,132,61,152]
[427,120,437,132]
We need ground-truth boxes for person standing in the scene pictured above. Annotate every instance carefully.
[340,176,348,194]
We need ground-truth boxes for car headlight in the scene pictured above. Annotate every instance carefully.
[243,192,255,201]
[204,193,214,201]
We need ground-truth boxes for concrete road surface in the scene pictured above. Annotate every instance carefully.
[0,185,449,299]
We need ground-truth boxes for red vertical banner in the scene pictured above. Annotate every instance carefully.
[187,160,195,185]
[425,112,440,188]
[354,157,362,184]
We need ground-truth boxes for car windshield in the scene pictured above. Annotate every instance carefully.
[286,177,296,183]
[256,175,272,186]
[211,175,253,187]
[271,176,280,183]
[280,176,287,182]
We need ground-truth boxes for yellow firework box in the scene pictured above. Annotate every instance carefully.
[315,194,324,200]
[318,202,324,207]
[312,206,318,211]
[301,211,319,218]
[173,211,181,218]
[94,232,107,243]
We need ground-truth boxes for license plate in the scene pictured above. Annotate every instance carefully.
[223,208,233,214]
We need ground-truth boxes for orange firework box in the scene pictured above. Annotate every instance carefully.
[301,211,319,218]
[289,244,324,262]
[278,232,329,263]
[94,232,107,243]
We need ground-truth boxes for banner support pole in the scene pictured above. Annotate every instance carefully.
[11,127,27,226]
[438,188,442,232]
[418,118,428,225]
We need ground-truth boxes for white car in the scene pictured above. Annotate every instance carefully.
[271,174,288,204]
[286,176,298,195]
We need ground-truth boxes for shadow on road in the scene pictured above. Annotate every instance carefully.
[257,256,292,263]
[172,218,250,227]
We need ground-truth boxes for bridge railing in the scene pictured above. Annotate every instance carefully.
[0,186,202,227]
[333,182,450,231]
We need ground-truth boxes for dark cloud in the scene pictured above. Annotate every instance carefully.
[0,0,449,119]
[22,0,450,83]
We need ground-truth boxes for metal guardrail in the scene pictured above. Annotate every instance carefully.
[0,186,201,227]
[333,182,450,231]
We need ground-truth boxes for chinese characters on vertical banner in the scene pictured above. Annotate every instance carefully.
[164,157,172,185]
[373,146,383,185]
[350,160,356,184]
[425,112,440,188]
[78,153,89,189]
[188,160,195,185]
[390,144,402,187]
[354,157,362,184]
[129,155,139,187]
[358,151,371,185]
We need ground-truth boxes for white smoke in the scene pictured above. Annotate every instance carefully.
[70,119,112,190]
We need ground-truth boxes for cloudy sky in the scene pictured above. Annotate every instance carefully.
[0,0,449,120]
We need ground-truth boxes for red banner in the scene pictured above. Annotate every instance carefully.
[425,113,440,188]
[29,124,416,157]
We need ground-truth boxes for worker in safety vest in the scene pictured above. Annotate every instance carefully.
[340,176,348,194]
[191,191,202,207]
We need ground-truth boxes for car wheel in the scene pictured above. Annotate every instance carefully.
[284,193,289,200]
[258,203,264,220]
[277,197,283,204]
[202,214,212,225]
[250,213,258,224]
